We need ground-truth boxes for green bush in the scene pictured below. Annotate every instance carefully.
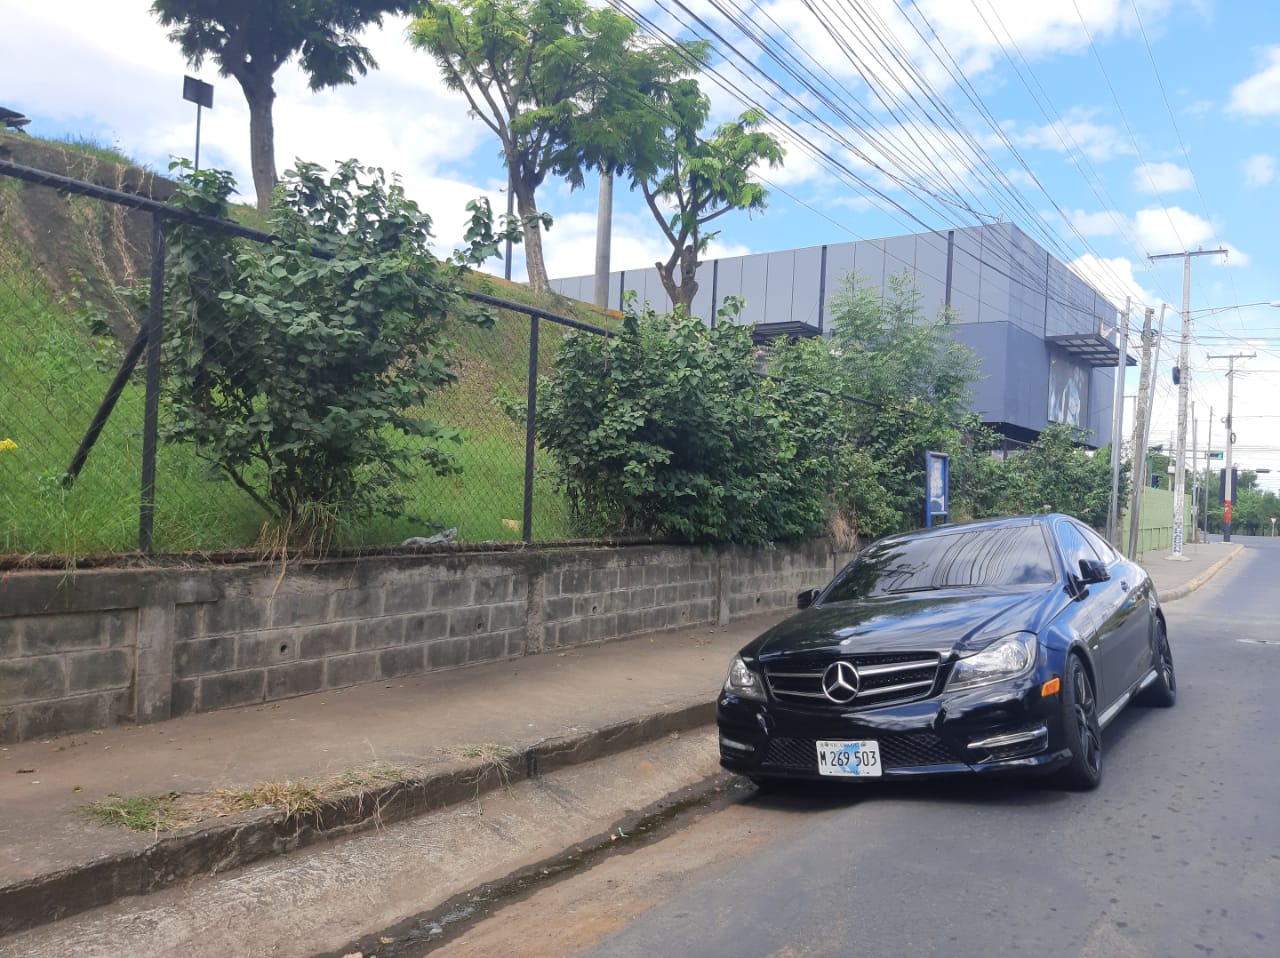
[535,300,825,543]
[161,159,492,546]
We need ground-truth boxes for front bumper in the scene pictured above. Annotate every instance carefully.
[717,670,1071,781]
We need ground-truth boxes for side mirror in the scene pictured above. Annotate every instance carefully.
[1077,558,1110,585]
[797,588,821,609]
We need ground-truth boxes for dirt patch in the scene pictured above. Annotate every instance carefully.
[0,131,174,340]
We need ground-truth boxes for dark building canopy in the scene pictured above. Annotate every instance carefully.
[1047,332,1137,368]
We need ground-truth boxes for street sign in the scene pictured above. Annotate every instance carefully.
[182,76,213,109]
[924,451,949,529]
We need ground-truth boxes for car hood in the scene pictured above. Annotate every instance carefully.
[746,588,1062,662]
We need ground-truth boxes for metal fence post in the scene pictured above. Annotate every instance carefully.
[522,314,540,542]
[139,212,165,553]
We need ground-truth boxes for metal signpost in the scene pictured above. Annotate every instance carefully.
[182,76,213,170]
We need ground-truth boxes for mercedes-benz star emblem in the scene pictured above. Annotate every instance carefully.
[821,660,860,704]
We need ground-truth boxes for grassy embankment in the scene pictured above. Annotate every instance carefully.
[0,135,612,556]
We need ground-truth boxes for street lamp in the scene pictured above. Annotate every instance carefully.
[1189,300,1280,315]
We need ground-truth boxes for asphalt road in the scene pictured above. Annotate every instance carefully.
[429,539,1280,958]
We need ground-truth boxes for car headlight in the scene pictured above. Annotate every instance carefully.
[948,633,1038,691]
[723,656,767,702]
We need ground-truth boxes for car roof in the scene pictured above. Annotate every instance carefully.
[876,514,1061,547]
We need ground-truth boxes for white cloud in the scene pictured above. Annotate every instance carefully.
[1228,45,1280,116]
[1133,161,1194,194]
[1243,154,1276,187]
[541,210,667,281]
[1068,254,1157,311]
[0,6,495,212]
[1068,208,1129,237]
[1011,107,1135,162]
[1132,207,1248,266]
[758,124,830,189]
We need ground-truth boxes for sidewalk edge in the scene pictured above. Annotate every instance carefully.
[0,701,716,937]
[1158,544,1244,603]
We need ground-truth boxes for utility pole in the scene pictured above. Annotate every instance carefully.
[1149,247,1229,558]
[1203,407,1213,540]
[1208,353,1255,541]
[1190,406,1198,542]
[1108,298,1131,545]
[593,169,613,308]
[1127,306,1156,558]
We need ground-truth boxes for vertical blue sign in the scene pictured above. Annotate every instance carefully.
[925,451,949,528]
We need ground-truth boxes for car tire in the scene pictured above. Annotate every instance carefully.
[1136,621,1176,708]
[1057,655,1102,791]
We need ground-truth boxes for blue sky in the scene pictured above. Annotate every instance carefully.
[5,1,1280,490]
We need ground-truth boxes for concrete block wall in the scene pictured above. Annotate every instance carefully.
[725,540,837,619]
[168,558,531,716]
[541,548,720,649]
[0,569,215,743]
[0,540,838,742]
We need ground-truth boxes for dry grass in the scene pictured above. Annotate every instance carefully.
[451,742,518,797]
[828,510,860,552]
[81,763,418,833]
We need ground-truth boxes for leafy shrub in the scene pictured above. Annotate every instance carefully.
[161,159,492,545]
[535,300,825,543]
[769,273,978,539]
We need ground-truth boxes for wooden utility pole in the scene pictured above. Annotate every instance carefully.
[1108,299,1131,545]
[1127,306,1156,558]
[1203,409,1214,539]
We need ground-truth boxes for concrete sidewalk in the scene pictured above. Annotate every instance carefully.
[0,540,1244,934]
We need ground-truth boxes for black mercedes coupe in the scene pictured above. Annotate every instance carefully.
[717,514,1175,790]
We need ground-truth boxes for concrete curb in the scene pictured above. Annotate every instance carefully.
[1158,544,1244,603]
[0,700,715,936]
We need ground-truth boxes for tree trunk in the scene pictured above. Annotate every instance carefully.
[242,78,279,214]
[515,183,549,293]
[657,243,699,312]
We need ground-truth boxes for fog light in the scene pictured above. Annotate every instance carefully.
[719,733,753,752]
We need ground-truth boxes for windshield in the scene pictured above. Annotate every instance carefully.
[823,524,1056,603]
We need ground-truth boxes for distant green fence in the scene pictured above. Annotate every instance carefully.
[1127,485,1173,556]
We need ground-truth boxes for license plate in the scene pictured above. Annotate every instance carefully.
[816,740,882,777]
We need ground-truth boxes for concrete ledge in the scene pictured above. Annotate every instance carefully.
[1159,544,1244,602]
[0,701,715,936]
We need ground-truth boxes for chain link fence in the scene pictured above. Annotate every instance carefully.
[0,154,1060,563]
[0,158,586,559]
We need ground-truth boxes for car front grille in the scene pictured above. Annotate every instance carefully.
[764,651,942,710]
[762,734,960,770]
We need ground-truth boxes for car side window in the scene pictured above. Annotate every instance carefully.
[1077,524,1118,564]
[1056,521,1100,577]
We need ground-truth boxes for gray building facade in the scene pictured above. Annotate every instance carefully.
[551,222,1130,448]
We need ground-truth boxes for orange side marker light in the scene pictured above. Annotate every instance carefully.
[1041,676,1061,697]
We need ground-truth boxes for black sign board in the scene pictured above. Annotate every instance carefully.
[182,76,213,109]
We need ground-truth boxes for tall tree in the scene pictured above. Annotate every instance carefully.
[410,0,702,292]
[152,1,413,212]
[636,85,783,311]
